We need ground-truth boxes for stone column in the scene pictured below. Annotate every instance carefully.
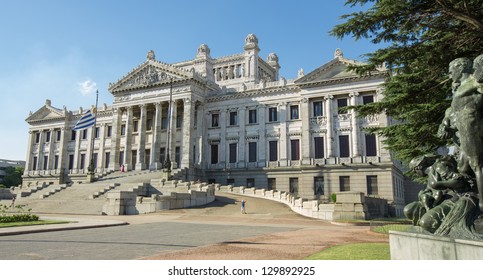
[150,102,162,170]
[350,92,361,157]
[136,104,147,170]
[278,103,288,166]
[58,125,68,174]
[238,107,246,168]
[300,98,311,164]
[219,108,227,167]
[73,128,81,172]
[98,124,106,172]
[181,98,194,169]
[123,106,133,170]
[37,130,45,171]
[195,102,204,166]
[258,105,266,166]
[109,107,122,171]
[325,95,334,157]
[24,131,35,175]
[168,100,177,168]
[47,128,55,171]
[85,126,95,172]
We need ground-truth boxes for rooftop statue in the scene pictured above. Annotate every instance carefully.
[405,54,483,239]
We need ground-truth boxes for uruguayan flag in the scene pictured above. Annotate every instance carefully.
[73,109,96,131]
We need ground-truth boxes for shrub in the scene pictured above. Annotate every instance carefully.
[0,204,39,223]
[331,193,337,203]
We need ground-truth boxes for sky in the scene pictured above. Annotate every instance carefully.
[0,0,382,161]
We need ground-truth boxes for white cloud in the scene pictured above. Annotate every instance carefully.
[78,79,97,96]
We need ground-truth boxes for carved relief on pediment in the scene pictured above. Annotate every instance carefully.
[117,65,177,91]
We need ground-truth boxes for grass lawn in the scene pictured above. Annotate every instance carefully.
[0,220,70,228]
[305,243,390,260]
[372,224,412,234]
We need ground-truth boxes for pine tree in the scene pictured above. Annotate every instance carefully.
[331,0,483,164]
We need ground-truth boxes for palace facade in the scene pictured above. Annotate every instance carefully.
[23,34,412,215]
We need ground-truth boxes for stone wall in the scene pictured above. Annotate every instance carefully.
[218,186,388,221]
[102,183,216,215]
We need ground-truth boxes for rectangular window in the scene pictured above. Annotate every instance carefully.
[337,98,348,114]
[339,135,350,158]
[290,105,299,120]
[35,132,40,143]
[176,115,182,128]
[212,113,219,127]
[133,120,139,132]
[95,127,100,139]
[175,147,180,165]
[248,142,257,162]
[161,117,167,129]
[68,154,74,170]
[45,131,51,143]
[248,109,257,124]
[121,125,126,136]
[229,111,238,126]
[314,177,324,195]
[268,107,278,122]
[363,95,374,105]
[54,155,59,170]
[227,178,235,185]
[32,156,38,171]
[229,143,237,163]
[107,126,112,137]
[105,152,110,168]
[119,151,124,166]
[365,134,377,156]
[43,156,48,170]
[160,148,166,165]
[80,154,86,170]
[56,130,61,141]
[82,129,88,140]
[131,150,137,168]
[71,130,76,141]
[267,178,276,190]
[247,178,255,188]
[314,137,324,159]
[269,141,278,161]
[313,101,323,117]
[291,139,300,160]
[289,177,299,196]
[367,175,378,195]
[211,144,219,164]
[147,119,153,131]
[339,176,350,192]
[93,153,98,169]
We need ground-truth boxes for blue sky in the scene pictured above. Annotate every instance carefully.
[0,0,381,160]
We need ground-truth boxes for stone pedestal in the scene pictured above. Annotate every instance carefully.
[86,173,96,183]
[162,170,172,180]
[390,230,483,260]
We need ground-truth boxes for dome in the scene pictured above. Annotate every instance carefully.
[267,53,279,62]
[197,44,210,56]
[245,33,258,45]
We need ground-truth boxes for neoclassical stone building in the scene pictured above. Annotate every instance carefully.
[23,34,410,215]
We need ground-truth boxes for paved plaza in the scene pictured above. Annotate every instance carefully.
[0,193,388,260]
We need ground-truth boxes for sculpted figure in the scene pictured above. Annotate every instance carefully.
[404,155,471,232]
[446,57,483,212]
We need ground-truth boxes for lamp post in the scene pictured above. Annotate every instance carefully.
[163,78,173,179]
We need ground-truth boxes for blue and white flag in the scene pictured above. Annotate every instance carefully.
[73,109,96,131]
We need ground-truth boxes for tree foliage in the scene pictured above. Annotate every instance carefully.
[0,166,24,188]
[331,0,483,164]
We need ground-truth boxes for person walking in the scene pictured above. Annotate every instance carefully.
[241,199,247,214]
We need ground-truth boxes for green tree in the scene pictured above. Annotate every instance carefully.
[330,0,483,165]
[1,166,24,188]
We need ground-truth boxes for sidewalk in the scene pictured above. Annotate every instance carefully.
[0,216,128,236]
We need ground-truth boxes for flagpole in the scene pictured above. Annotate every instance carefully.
[87,90,99,182]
